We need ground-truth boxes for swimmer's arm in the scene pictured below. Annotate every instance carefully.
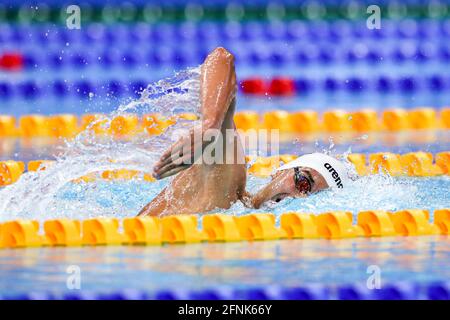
[200,47,237,130]
[154,47,236,179]
[137,187,169,217]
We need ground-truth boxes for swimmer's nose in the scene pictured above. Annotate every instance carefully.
[252,174,291,208]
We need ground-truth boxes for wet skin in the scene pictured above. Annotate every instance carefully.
[138,47,329,217]
[251,167,329,209]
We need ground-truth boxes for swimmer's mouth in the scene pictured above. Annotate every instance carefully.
[271,193,289,203]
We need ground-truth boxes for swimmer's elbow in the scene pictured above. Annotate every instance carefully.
[208,47,235,65]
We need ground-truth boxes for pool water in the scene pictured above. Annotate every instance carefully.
[1,1,449,300]
[1,236,448,299]
[0,148,449,222]
[9,174,449,222]
[1,136,448,299]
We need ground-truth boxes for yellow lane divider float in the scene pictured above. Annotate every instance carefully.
[0,151,449,186]
[236,107,450,132]
[0,113,199,138]
[0,209,448,249]
[0,107,449,138]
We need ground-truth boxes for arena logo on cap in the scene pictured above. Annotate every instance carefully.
[324,162,344,188]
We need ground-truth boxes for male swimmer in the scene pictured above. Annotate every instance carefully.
[138,47,349,217]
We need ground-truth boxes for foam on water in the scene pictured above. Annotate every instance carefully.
[0,65,448,222]
[215,174,450,219]
[13,174,447,222]
[0,67,201,220]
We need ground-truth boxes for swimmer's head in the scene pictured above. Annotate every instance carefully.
[251,153,350,209]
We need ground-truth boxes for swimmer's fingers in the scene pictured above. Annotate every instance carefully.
[155,144,191,172]
[156,132,205,170]
[154,153,194,179]
[155,139,189,170]
[158,129,199,164]
[158,125,203,165]
[158,138,186,164]
[157,165,191,179]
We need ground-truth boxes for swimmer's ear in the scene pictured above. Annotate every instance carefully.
[155,165,191,180]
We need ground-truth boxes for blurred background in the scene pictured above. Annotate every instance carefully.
[1,2,449,301]
[1,0,449,116]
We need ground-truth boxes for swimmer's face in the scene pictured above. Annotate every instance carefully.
[251,167,328,209]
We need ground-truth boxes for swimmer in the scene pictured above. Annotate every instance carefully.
[138,47,349,216]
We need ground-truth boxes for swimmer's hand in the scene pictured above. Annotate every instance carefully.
[153,125,214,179]
[154,48,236,180]
[239,191,254,209]
[156,165,191,180]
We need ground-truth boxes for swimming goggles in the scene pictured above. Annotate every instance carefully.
[293,167,312,194]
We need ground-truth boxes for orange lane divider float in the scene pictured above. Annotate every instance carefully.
[123,217,161,245]
[250,151,449,178]
[0,209,449,249]
[234,107,450,132]
[347,154,369,176]
[246,155,281,177]
[19,115,50,137]
[442,108,450,128]
[47,114,79,138]
[0,220,46,248]
[235,213,286,241]
[382,108,410,131]
[28,160,55,172]
[81,114,109,135]
[142,113,198,136]
[290,110,321,132]
[234,111,260,131]
[263,110,293,131]
[400,152,444,176]
[408,108,438,130]
[315,211,364,239]
[0,160,25,186]
[389,209,441,236]
[0,115,17,136]
[0,108,448,137]
[436,152,450,174]
[434,209,450,235]
[347,151,448,177]
[0,151,449,186]
[161,215,206,244]
[44,219,82,246]
[351,109,380,132]
[110,114,140,136]
[202,214,241,242]
[357,211,398,237]
[280,212,319,239]
[82,218,126,246]
[368,153,404,176]
[101,169,139,180]
[0,113,200,138]
[323,109,352,132]
[142,114,176,135]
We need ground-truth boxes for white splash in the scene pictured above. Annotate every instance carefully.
[0,67,201,221]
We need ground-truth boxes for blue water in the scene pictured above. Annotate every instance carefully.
[1,136,448,298]
[1,13,449,299]
[1,134,449,221]
[0,236,448,298]
[51,174,450,220]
